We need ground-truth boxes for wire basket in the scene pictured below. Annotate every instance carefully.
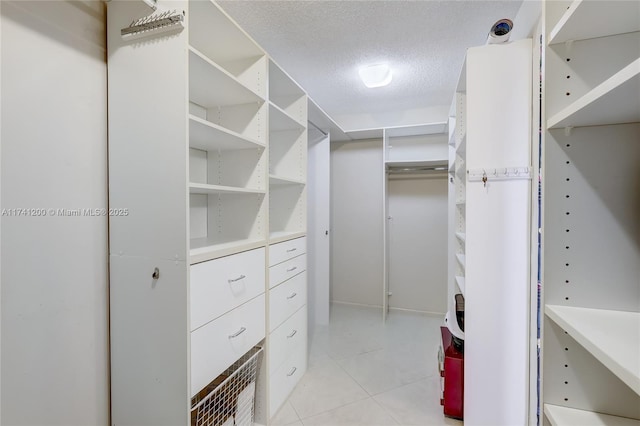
[191,346,263,426]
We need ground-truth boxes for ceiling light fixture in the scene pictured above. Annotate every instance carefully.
[359,63,392,88]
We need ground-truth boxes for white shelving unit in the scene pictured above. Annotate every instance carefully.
[462,39,533,425]
[542,1,640,423]
[107,1,308,424]
[268,60,307,243]
[447,89,467,304]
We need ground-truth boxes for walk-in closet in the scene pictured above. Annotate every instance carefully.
[1,1,638,426]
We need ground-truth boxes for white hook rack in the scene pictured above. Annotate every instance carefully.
[467,166,532,183]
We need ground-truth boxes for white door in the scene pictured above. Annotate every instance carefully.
[308,131,330,325]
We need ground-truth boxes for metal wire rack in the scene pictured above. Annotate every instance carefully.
[191,346,263,426]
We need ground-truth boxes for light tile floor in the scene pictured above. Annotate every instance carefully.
[270,303,464,426]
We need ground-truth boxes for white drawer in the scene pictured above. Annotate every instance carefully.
[269,254,306,289]
[268,305,307,374]
[269,272,306,332]
[190,294,265,397]
[190,248,265,331]
[269,237,306,266]
[269,345,307,416]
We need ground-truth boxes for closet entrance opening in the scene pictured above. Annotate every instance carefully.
[383,127,450,321]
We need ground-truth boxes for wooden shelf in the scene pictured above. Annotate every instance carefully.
[456,254,465,270]
[548,0,640,45]
[269,103,305,132]
[269,231,306,245]
[544,404,640,426]
[189,47,264,108]
[455,276,465,296]
[547,59,640,129]
[189,237,267,265]
[269,175,305,186]
[189,183,265,195]
[189,115,265,152]
[545,305,640,395]
[455,232,466,243]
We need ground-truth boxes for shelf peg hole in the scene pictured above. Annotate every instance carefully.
[152,267,160,280]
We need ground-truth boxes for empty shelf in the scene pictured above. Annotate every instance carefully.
[189,47,264,108]
[545,305,640,395]
[269,230,306,244]
[455,276,465,296]
[190,237,266,264]
[189,115,265,152]
[189,183,265,195]
[544,404,640,426]
[548,0,640,45]
[269,175,305,186]
[547,59,640,129]
[269,102,305,132]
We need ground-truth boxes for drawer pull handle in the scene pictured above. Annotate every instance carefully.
[228,327,247,339]
[286,266,298,273]
[287,367,297,377]
[228,275,246,283]
[287,292,297,300]
[286,248,297,253]
[287,329,298,338]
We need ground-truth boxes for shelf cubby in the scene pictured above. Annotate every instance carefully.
[544,404,640,426]
[189,0,266,98]
[269,184,306,241]
[548,0,640,46]
[547,58,640,129]
[546,305,640,395]
[190,192,267,264]
[189,145,266,192]
[269,60,306,126]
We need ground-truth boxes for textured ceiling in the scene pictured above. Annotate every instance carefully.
[218,0,524,131]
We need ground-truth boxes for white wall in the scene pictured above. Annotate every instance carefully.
[387,176,448,313]
[330,139,384,307]
[1,2,109,424]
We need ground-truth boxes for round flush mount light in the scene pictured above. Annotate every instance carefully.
[359,63,392,88]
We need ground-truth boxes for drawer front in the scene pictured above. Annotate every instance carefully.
[269,237,306,266]
[269,254,306,289]
[269,272,306,332]
[190,294,265,397]
[190,248,265,331]
[269,345,307,416]
[268,305,307,374]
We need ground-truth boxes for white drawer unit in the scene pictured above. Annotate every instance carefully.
[269,345,307,415]
[269,254,306,289]
[190,294,266,397]
[190,247,266,331]
[268,305,307,374]
[269,236,306,267]
[269,272,307,332]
